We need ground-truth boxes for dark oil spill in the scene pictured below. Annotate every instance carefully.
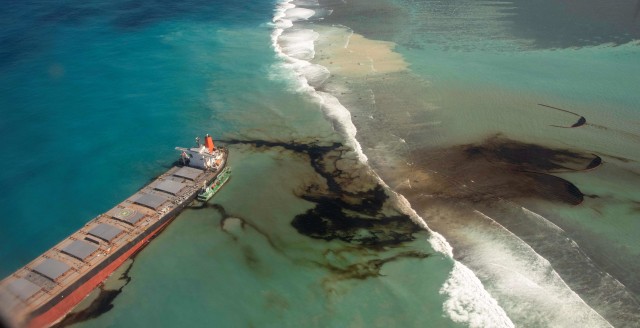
[408,135,603,205]
[53,259,135,328]
[222,139,425,250]
[47,138,429,327]
[325,251,430,281]
[240,245,261,271]
[292,190,422,248]
[263,291,290,312]
[195,193,428,284]
[219,139,431,286]
[537,104,640,142]
[465,135,603,173]
[193,202,287,254]
[52,214,181,327]
[587,122,640,142]
[192,201,299,274]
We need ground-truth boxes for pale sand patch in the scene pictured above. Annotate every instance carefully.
[313,25,408,77]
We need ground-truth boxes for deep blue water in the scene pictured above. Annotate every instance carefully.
[0,0,275,276]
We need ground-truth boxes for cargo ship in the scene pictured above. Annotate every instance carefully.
[0,134,228,328]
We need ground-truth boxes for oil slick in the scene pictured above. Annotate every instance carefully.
[220,139,428,250]
[53,260,135,328]
[403,135,601,206]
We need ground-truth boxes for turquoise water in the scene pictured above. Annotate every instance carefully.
[2,0,640,327]
[0,0,461,326]
[312,0,640,326]
[73,147,457,327]
[0,0,275,275]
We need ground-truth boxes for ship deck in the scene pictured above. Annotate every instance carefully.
[0,165,221,327]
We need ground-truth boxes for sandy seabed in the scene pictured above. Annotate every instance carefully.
[312,25,408,77]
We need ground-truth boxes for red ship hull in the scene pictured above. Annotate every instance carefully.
[27,219,174,328]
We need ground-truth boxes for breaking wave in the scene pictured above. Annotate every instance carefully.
[270,1,515,326]
[271,0,366,162]
[392,193,515,328]
[466,210,612,327]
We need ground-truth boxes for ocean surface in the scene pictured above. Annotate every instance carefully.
[0,0,639,327]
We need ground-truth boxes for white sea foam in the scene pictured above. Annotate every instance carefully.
[284,8,316,22]
[441,262,515,328]
[278,29,319,60]
[389,192,514,327]
[470,210,613,327]
[271,0,367,162]
[520,206,565,233]
[270,1,518,326]
[516,205,640,322]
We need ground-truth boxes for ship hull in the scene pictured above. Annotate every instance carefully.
[26,165,221,328]
[1,146,228,328]
[28,217,174,328]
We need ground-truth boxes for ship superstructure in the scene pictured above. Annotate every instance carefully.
[0,135,227,328]
[176,134,225,170]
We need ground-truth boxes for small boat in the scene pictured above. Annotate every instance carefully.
[197,167,231,202]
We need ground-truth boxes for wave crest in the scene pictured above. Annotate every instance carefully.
[270,1,515,326]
